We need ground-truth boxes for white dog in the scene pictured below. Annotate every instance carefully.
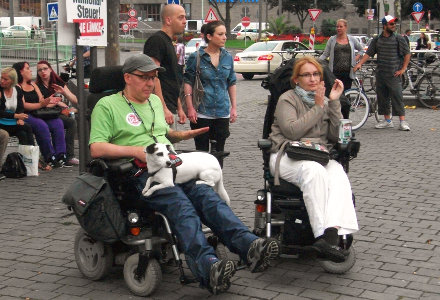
[142,143,230,205]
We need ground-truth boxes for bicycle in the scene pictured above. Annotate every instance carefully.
[344,69,379,131]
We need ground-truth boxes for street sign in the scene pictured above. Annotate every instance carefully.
[47,2,59,22]
[242,16,250,28]
[411,11,425,24]
[168,0,180,4]
[413,2,423,12]
[127,17,138,29]
[204,8,219,23]
[308,9,322,22]
[121,23,130,33]
[128,8,137,18]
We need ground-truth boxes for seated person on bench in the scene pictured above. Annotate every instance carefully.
[89,54,279,295]
[269,56,358,262]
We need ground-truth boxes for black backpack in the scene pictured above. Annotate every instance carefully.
[1,152,27,178]
[62,173,127,243]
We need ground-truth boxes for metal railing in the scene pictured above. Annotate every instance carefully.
[0,30,72,69]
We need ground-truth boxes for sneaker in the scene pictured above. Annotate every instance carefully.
[247,238,279,273]
[312,238,348,263]
[67,157,79,165]
[375,120,394,129]
[399,121,410,131]
[0,174,5,181]
[208,260,236,295]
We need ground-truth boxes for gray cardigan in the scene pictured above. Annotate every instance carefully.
[269,89,342,153]
[319,35,364,80]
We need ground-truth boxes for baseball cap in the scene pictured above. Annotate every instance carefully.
[382,15,398,25]
[122,53,165,74]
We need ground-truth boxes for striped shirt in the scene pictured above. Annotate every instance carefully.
[366,33,409,75]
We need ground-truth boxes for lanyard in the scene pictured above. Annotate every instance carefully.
[121,91,158,143]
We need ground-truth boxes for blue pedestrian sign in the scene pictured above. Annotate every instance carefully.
[167,0,180,4]
[413,2,423,12]
[47,2,59,22]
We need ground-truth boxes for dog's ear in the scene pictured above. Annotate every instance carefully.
[146,143,157,154]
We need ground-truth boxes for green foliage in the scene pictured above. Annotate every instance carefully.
[268,16,288,35]
[321,19,336,37]
[285,25,302,35]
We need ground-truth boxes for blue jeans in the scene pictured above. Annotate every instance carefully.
[134,173,257,287]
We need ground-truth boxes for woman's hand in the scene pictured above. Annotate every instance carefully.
[40,97,51,108]
[49,95,62,104]
[14,113,28,120]
[315,81,325,108]
[230,107,237,123]
[329,79,344,101]
[51,84,66,95]
[187,105,198,124]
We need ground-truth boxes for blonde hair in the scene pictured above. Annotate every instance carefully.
[1,67,18,86]
[336,19,348,27]
[291,56,323,85]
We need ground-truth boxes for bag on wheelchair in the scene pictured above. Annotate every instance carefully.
[62,173,127,243]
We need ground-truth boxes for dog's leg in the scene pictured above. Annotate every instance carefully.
[142,177,154,196]
[197,170,221,187]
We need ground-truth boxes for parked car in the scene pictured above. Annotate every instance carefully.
[235,29,272,41]
[2,25,31,38]
[234,40,311,80]
[184,37,202,62]
[408,30,439,51]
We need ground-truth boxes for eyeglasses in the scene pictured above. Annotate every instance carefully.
[388,23,396,26]
[130,73,157,81]
[298,72,320,79]
[37,67,49,72]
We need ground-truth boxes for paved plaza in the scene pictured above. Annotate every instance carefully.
[0,75,439,299]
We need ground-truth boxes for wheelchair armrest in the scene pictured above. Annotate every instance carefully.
[258,139,272,150]
[88,158,134,176]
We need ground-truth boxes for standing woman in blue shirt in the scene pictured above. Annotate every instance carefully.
[183,20,237,167]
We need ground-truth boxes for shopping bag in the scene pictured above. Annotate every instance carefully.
[18,145,40,176]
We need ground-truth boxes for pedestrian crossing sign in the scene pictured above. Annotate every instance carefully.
[47,2,59,22]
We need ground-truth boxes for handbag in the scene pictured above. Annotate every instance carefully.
[18,144,39,176]
[30,107,62,120]
[180,49,204,114]
[285,140,330,166]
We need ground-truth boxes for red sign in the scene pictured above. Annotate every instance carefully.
[204,8,218,23]
[242,16,250,28]
[128,9,137,18]
[121,23,129,33]
[74,19,104,36]
[411,11,424,24]
[308,9,322,22]
[127,17,138,29]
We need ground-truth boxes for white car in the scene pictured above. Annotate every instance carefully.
[184,38,203,62]
[234,40,311,80]
[408,30,440,51]
[235,29,272,41]
[2,25,31,38]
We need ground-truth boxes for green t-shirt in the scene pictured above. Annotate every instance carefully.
[89,92,170,147]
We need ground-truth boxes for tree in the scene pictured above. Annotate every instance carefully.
[351,0,377,17]
[208,0,238,36]
[268,15,289,34]
[321,19,336,36]
[267,0,343,30]
[401,0,440,21]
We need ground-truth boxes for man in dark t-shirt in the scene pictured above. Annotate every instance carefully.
[144,4,187,127]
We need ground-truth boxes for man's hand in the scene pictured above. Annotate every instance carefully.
[394,69,405,77]
[353,63,362,72]
[230,107,237,123]
[164,107,174,125]
[177,106,187,124]
[187,106,198,124]
[329,79,344,101]
[17,119,25,126]
[167,127,209,143]
[14,113,28,120]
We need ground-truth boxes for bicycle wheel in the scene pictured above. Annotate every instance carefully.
[416,72,440,108]
[345,89,370,131]
[401,72,409,90]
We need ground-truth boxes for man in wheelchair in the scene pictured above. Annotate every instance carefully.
[89,54,279,294]
[266,56,359,263]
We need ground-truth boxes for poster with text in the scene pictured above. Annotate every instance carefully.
[65,0,107,46]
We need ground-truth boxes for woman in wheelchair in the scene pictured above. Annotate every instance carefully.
[268,56,358,262]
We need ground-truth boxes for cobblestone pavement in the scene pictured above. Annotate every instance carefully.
[0,76,439,300]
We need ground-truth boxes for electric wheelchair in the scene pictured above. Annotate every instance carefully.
[253,58,360,274]
[68,66,227,296]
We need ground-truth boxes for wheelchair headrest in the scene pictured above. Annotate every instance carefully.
[89,65,125,94]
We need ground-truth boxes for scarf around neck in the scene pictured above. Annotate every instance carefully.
[294,85,316,108]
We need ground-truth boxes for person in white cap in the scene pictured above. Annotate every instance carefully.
[354,15,411,131]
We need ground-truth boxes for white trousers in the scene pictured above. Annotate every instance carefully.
[270,153,359,238]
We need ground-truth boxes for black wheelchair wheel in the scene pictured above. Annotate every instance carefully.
[318,245,356,274]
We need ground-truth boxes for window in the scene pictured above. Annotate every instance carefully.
[138,4,161,22]
[183,3,191,20]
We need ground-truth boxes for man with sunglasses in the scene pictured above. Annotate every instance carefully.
[89,54,279,295]
[354,15,411,131]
